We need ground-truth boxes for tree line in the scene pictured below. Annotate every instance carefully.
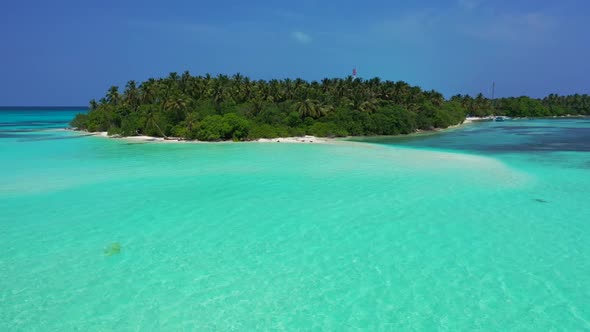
[71,72,590,141]
[451,93,590,118]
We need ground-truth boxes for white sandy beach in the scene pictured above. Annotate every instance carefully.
[68,117,476,145]
[465,116,494,122]
[89,131,337,144]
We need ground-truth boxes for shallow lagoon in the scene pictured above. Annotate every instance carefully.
[1,110,589,330]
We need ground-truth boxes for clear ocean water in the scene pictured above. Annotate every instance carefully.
[1,109,589,331]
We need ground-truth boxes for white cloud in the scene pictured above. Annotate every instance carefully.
[292,31,312,44]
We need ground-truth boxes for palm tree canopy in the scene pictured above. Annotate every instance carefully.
[72,72,586,141]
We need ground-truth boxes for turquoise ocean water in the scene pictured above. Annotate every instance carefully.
[1,110,589,331]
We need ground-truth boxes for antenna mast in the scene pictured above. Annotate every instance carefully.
[491,81,495,100]
[491,81,496,112]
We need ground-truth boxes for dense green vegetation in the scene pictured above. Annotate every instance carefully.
[71,72,590,141]
[452,93,590,118]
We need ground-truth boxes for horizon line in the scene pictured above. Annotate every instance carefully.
[0,106,89,109]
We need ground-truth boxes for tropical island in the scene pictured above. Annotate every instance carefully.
[71,72,590,141]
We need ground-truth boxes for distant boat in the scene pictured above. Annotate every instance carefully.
[494,116,510,121]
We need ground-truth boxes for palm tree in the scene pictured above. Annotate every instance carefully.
[334,81,347,101]
[283,78,294,100]
[294,99,323,118]
[164,96,187,113]
[180,70,191,93]
[242,77,253,100]
[319,102,334,115]
[106,86,120,105]
[139,79,157,104]
[249,96,265,116]
[184,112,198,137]
[367,77,382,89]
[203,73,212,86]
[230,73,244,102]
[210,81,226,110]
[143,108,167,138]
[359,99,379,113]
[89,99,98,111]
[393,81,410,105]
[163,95,187,123]
[124,80,139,111]
[80,71,506,140]
[320,78,332,93]
[293,78,307,99]
[425,90,445,107]
[168,72,179,82]
[268,79,283,102]
[191,79,208,101]
[474,93,490,115]
[232,72,243,85]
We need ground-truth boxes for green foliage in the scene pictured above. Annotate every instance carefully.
[542,93,590,115]
[172,112,199,139]
[107,126,123,136]
[73,72,588,141]
[78,105,118,132]
[196,113,251,141]
[70,113,88,129]
[287,127,306,137]
[120,113,141,136]
[196,115,230,141]
[224,113,251,140]
[171,126,189,139]
[363,107,409,135]
[307,122,349,137]
[416,111,434,130]
[495,97,550,117]
[284,111,303,127]
[248,124,281,139]
[191,100,217,119]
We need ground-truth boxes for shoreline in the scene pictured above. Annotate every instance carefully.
[69,115,590,144]
[82,131,341,144]
[67,118,476,145]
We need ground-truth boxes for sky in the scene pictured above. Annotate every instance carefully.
[0,0,589,105]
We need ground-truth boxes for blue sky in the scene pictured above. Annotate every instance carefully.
[1,0,589,105]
